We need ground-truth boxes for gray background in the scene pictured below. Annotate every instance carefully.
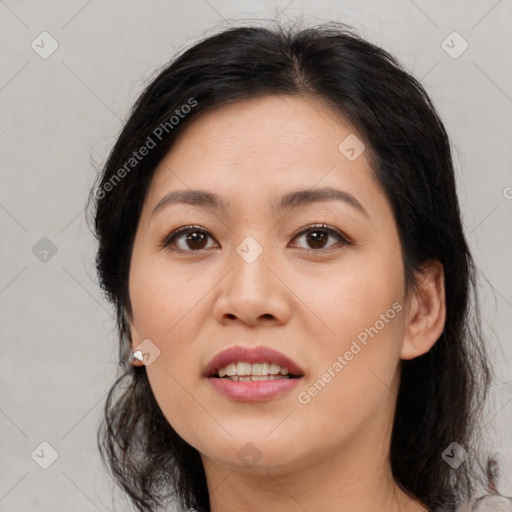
[1,1,511,510]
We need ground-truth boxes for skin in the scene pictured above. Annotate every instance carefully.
[127,94,446,512]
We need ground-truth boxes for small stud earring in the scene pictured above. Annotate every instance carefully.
[132,350,144,362]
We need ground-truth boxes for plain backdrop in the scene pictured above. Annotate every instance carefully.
[1,1,511,511]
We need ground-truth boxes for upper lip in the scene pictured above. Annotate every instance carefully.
[203,345,305,377]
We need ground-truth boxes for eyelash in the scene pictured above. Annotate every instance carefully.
[160,223,351,253]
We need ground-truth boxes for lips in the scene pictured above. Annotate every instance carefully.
[203,345,305,378]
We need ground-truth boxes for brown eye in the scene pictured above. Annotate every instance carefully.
[291,224,349,251]
[162,223,349,253]
[162,226,216,252]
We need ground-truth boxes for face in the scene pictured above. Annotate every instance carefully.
[128,94,410,477]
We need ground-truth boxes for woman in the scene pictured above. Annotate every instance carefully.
[88,20,506,512]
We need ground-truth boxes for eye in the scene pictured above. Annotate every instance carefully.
[290,223,350,251]
[161,223,350,253]
[161,225,217,252]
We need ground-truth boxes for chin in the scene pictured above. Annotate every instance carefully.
[197,432,304,473]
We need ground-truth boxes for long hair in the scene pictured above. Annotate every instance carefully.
[87,20,501,512]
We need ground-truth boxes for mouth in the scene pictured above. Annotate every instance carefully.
[203,345,305,379]
[203,345,305,401]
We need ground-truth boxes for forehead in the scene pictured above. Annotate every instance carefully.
[145,94,387,220]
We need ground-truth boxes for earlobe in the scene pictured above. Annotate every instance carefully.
[400,260,446,360]
[127,316,145,367]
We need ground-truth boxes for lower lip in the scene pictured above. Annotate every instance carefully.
[206,376,302,401]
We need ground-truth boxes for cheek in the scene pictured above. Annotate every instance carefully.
[128,252,216,425]
[129,252,205,339]
[291,255,404,405]
[291,253,403,346]
[292,307,404,442]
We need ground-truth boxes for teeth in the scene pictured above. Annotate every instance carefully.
[236,362,252,375]
[225,363,237,376]
[216,361,293,378]
[223,375,290,381]
[252,362,269,375]
[269,363,280,374]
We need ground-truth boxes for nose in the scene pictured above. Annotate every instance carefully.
[212,239,292,327]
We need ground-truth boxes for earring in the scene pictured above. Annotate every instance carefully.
[132,350,144,362]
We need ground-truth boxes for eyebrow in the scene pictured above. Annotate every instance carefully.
[151,186,369,219]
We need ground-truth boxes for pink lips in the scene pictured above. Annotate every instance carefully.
[203,345,305,402]
[203,345,305,378]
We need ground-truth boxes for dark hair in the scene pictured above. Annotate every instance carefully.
[87,19,502,512]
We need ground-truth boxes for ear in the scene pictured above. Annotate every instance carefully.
[400,260,446,360]
[127,314,145,367]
